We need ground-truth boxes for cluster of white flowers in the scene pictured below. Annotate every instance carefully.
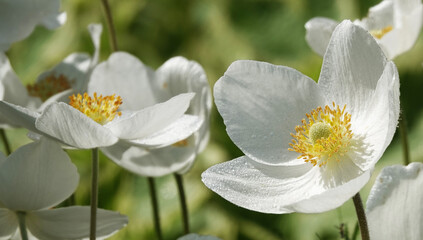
[0,0,422,239]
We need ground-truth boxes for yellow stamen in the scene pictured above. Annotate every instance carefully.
[370,25,393,39]
[27,73,72,102]
[288,102,353,167]
[69,92,122,125]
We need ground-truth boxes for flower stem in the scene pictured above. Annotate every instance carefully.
[399,113,410,165]
[100,0,119,52]
[352,193,370,240]
[147,177,163,240]
[90,148,99,240]
[0,129,11,155]
[174,173,190,234]
[17,211,29,240]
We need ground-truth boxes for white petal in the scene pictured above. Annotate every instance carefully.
[35,102,118,149]
[366,163,423,240]
[0,138,78,211]
[0,53,30,107]
[156,56,212,152]
[26,206,128,240]
[102,138,196,177]
[106,93,194,140]
[87,23,103,68]
[349,61,399,171]
[126,114,202,147]
[305,17,339,56]
[0,208,17,238]
[360,0,394,30]
[177,233,222,240]
[214,60,325,165]
[0,0,64,51]
[88,52,158,110]
[318,20,387,119]
[0,101,40,132]
[203,156,371,214]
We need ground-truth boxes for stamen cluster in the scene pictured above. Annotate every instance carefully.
[288,102,353,167]
[69,92,123,125]
[27,74,72,102]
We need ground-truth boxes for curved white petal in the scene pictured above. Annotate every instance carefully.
[88,23,103,68]
[88,52,158,110]
[366,163,423,240]
[106,93,194,140]
[0,138,78,211]
[349,61,399,171]
[202,156,371,214]
[214,60,325,165]
[318,20,387,121]
[178,233,222,240]
[156,56,212,152]
[0,0,65,51]
[0,101,40,132]
[0,208,17,238]
[305,17,339,56]
[102,138,196,177]
[0,53,30,107]
[35,102,118,149]
[26,206,128,240]
[126,114,202,148]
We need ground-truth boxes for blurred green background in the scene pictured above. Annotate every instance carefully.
[3,0,423,239]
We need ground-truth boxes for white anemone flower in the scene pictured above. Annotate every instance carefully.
[0,0,66,51]
[177,233,221,240]
[366,163,423,240]
[0,23,102,129]
[202,20,399,214]
[0,138,128,239]
[305,0,423,59]
[0,90,200,149]
[87,52,211,177]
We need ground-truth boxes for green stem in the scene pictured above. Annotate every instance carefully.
[90,148,99,240]
[399,113,410,165]
[147,177,163,240]
[17,211,29,240]
[174,173,189,234]
[0,129,11,155]
[352,193,370,240]
[100,0,119,52]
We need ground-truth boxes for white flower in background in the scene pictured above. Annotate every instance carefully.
[305,0,423,59]
[0,24,102,129]
[202,21,399,214]
[178,233,221,240]
[0,138,128,239]
[88,52,211,177]
[0,0,66,51]
[366,163,423,240]
[0,90,200,149]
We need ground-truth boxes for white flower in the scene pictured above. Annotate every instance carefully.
[0,0,66,51]
[88,52,211,176]
[0,90,200,149]
[366,163,423,240]
[177,233,221,240]
[0,138,127,239]
[202,21,399,214]
[305,0,423,59]
[0,23,102,129]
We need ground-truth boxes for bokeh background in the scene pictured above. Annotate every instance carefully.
[3,0,423,239]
